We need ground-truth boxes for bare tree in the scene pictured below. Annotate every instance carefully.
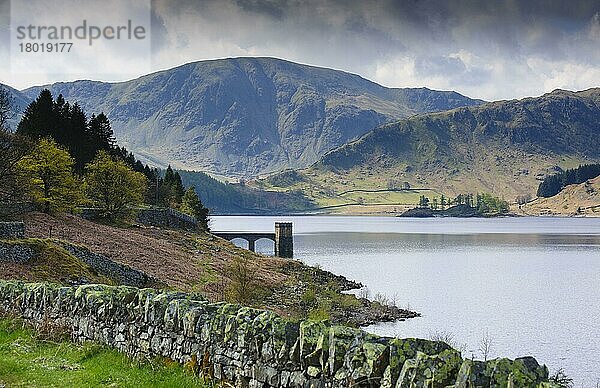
[548,368,574,388]
[226,254,260,304]
[0,88,32,212]
[516,194,533,205]
[429,330,456,346]
[0,86,14,131]
[479,330,494,361]
[358,287,370,299]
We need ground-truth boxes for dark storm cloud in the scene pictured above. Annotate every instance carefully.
[146,0,599,99]
[1,0,598,98]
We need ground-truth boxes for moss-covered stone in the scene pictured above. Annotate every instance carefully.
[0,280,558,388]
[299,320,330,371]
[396,349,462,387]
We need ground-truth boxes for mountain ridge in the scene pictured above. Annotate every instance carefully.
[257,88,600,208]
[17,57,483,176]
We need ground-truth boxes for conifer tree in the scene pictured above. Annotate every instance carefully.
[68,103,89,169]
[180,187,210,230]
[160,165,186,207]
[88,112,116,153]
[17,89,55,139]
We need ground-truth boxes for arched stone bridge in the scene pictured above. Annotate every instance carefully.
[213,222,293,258]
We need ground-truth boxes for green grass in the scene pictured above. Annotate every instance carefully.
[255,167,444,211]
[0,318,208,388]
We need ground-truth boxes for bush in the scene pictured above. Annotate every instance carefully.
[226,255,260,305]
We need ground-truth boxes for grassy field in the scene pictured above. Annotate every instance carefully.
[0,318,207,388]
[253,145,593,214]
[254,168,444,213]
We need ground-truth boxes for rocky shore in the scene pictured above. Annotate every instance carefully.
[265,260,420,327]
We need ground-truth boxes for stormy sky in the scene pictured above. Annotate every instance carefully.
[1,0,599,100]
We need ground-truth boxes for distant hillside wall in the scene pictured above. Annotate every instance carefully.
[0,281,555,388]
[0,222,26,239]
[135,208,198,230]
[0,240,35,263]
[80,208,198,230]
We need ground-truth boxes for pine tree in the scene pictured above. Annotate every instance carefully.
[88,112,116,153]
[173,171,185,204]
[17,89,55,139]
[160,165,185,207]
[418,195,430,208]
[67,103,89,169]
[180,187,210,230]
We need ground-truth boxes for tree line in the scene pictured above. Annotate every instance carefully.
[537,164,600,198]
[418,192,509,214]
[0,87,208,228]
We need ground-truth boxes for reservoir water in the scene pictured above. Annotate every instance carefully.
[211,216,600,386]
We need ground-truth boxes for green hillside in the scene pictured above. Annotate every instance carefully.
[259,88,600,208]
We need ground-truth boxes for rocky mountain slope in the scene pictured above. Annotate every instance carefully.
[261,88,600,204]
[21,57,482,176]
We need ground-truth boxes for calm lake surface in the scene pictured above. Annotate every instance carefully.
[211,216,600,386]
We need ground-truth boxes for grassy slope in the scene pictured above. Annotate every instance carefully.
[515,176,600,216]
[253,168,443,214]
[20,212,287,298]
[0,318,207,387]
[255,89,599,214]
[1,212,414,325]
[0,239,113,285]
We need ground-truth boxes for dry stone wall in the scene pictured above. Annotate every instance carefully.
[0,222,25,239]
[56,242,155,288]
[136,208,198,230]
[0,241,35,263]
[0,281,556,388]
[0,240,155,288]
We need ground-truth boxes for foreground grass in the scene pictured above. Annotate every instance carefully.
[0,319,207,388]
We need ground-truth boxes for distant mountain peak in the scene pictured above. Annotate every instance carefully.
[20,57,483,176]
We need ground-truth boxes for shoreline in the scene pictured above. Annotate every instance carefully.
[264,259,421,327]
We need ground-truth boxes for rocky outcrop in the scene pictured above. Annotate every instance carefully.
[0,281,557,387]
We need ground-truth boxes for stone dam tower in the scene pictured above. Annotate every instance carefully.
[275,222,293,258]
